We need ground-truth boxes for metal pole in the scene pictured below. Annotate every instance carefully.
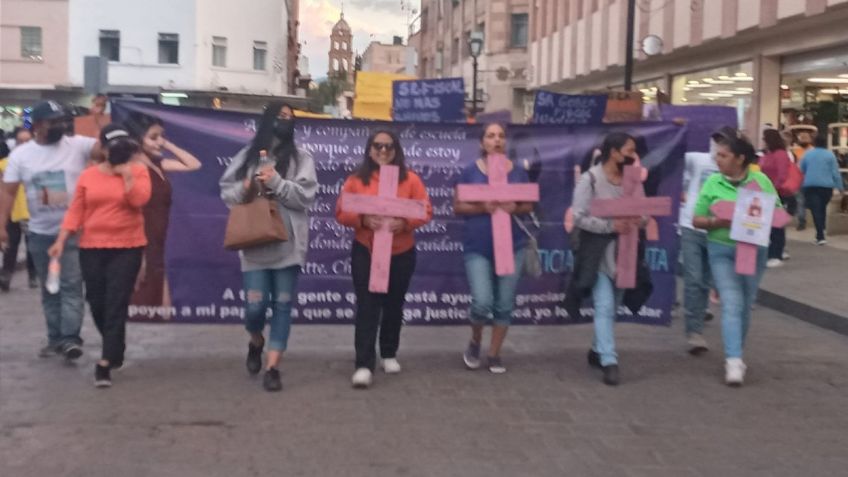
[624,0,636,91]
[472,55,479,118]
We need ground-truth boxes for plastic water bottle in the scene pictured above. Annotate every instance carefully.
[45,258,60,294]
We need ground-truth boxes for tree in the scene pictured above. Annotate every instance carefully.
[306,74,351,114]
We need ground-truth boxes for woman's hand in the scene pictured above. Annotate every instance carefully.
[388,218,406,234]
[613,218,641,234]
[47,241,64,259]
[498,202,517,214]
[255,165,279,186]
[362,215,383,231]
[113,163,133,178]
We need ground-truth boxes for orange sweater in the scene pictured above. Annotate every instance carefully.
[335,170,433,255]
[62,164,152,249]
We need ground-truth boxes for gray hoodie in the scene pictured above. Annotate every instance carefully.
[219,145,317,272]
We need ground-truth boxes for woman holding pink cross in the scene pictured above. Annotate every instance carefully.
[454,123,535,374]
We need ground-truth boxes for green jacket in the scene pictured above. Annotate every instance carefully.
[693,170,781,246]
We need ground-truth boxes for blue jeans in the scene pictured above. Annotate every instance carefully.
[681,228,712,335]
[707,242,767,359]
[591,272,624,366]
[242,266,300,351]
[27,232,85,347]
[464,250,525,326]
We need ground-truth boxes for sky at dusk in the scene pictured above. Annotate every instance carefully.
[299,0,420,79]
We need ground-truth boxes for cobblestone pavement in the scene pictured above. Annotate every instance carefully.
[1,287,847,477]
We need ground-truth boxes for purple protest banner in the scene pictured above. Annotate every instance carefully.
[661,104,738,152]
[111,101,685,326]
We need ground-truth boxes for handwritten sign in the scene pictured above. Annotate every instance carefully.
[532,91,607,125]
[392,78,466,123]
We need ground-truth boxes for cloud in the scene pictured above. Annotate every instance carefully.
[299,0,415,78]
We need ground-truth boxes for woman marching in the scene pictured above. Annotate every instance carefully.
[125,112,201,311]
[219,102,317,392]
[48,124,151,388]
[335,130,433,389]
[454,123,534,374]
[568,132,648,386]
[693,130,781,386]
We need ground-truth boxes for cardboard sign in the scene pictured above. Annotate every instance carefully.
[729,188,776,247]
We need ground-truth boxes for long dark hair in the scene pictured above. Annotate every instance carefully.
[598,132,636,164]
[763,128,786,153]
[124,112,164,158]
[236,101,298,180]
[354,129,408,186]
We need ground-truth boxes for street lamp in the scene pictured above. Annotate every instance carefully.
[468,31,484,118]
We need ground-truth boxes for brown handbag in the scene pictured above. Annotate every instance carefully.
[223,179,288,250]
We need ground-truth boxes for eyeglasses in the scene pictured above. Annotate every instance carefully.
[372,142,395,152]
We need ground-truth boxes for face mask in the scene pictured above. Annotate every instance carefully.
[616,155,637,173]
[273,119,295,142]
[45,125,66,144]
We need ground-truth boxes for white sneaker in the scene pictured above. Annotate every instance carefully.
[816,239,828,246]
[381,358,401,374]
[351,368,372,389]
[724,358,746,387]
[766,258,784,268]
[782,251,790,260]
[687,333,709,355]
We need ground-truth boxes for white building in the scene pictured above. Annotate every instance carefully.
[67,0,300,110]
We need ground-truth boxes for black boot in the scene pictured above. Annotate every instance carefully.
[587,349,602,369]
[246,336,264,375]
[602,365,619,386]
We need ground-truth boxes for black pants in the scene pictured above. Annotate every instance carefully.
[79,248,143,365]
[351,241,416,371]
[768,227,785,259]
[2,221,36,280]
[804,187,833,241]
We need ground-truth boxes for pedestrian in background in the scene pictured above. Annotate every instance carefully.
[759,128,795,267]
[335,130,432,389]
[0,139,38,291]
[800,135,844,245]
[49,125,151,388]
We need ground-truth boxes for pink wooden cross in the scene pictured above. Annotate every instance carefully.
[709,181,791,275]
[456,154,540,276]
[589,165,672,289]
[339,165,429,293]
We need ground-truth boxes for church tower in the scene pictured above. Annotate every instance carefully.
[328,12,353,82]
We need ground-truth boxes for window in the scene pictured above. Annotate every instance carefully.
[20,26,42,59]
[253,41,267,70]
[158,33,179,64]
[99,30,120,62]
[212,36,227,67]
[451,37,459,64]
[511,14,528,48]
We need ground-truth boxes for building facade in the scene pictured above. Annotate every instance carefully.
[67,0,298,110]
[362,37,415,75]
[0,0,75,127]
[529,0,848,135]
[412,0,532,121]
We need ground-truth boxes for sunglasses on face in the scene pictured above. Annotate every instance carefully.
[372,142,395,152]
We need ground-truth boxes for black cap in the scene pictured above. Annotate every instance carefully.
[30,101,67,123]
[710,126,742,144]
[99,123,131,145]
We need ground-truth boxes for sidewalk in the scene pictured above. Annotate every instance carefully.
[1,287,847,477]
[757,230,848,336]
